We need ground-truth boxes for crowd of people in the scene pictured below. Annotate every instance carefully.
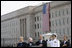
[16,34,71,47]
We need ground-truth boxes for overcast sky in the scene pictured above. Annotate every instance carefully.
[1,1,51,16]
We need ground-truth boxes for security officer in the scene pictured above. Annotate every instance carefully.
[51,34,60,47]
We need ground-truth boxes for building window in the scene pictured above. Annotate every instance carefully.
[51,21,54,26]
[59,19,62,26]
[66,8,69,15]
[56,29,57,33]
[35,24,36,29]
[69,27,71,35]
[67,27,69,35]
[16,28,17,33]
[69,17,71,24]
[55,20,57,26]
[62,9,64,15]
[67,17,69,24]
[40,23,41,28]
[40,16,41,21]
[35,32,36,37]
[10,22,11,27]
[37,24,39,29]
[59,28,61,35]
[38,32,39,37]
[63,28,65,34]
[37,16,39,21]
[51,12,54,18]
[63,18,65,25]
[16,21,17,25]
[35,17,36,22]
[55,11,57,17]
[69,8,71,14]
[14,21,15,26]
[59,10,61,16]
[20,19,25,36]
[12,22,13,26]
[59,19,61,26]
[57,20,59,26]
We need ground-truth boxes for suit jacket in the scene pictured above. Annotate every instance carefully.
[35,40,47,47]
[61,40,70,47]
[17,42,28,47]
[27,42,35,47]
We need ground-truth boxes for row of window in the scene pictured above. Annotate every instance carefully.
[51,17,70,27]
[51,8,70,18]
[1,20,18,33]
[1,27,18,38]
[34,14,41,38]
[35,23,41,29]
[20,19,27,38]
[55,27,71,35]
[1,27,18,33]
[35,16,41,22]
[35,32,40,37]
[1,21,18,29]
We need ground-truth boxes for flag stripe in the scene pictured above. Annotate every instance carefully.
[42,3,50,32]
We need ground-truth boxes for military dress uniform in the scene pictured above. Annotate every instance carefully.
[51,38,60,47]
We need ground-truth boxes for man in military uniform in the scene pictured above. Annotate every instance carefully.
[51,34,60,47]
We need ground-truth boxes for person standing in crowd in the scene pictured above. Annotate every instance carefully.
[35,35,47,47]
[60,40,63,47]
[17,36,27,47]
[27,37,35,47]
[61,35,70,47]
[47,35,53,47]
[50,34,60,47]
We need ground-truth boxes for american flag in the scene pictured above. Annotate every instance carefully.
[42,3,50,32]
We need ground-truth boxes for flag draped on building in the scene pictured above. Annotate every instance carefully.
[42,3,50,32]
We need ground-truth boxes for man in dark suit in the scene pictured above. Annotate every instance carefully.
[17,42,27,47]
[61,35,70,47]
[35,35,47,47]
[27,37,35,47]
[17,36,27,47]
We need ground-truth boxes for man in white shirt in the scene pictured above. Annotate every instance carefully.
[47,36,53,47]
[51,34,60,47]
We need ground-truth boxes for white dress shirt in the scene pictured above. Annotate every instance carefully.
[47,39,53,47]
[51,38,60,47]
[40,40,42,43]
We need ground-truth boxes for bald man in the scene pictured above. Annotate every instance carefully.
[35,35,47,47]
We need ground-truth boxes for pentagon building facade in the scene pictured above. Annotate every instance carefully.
[1,1,71,46]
